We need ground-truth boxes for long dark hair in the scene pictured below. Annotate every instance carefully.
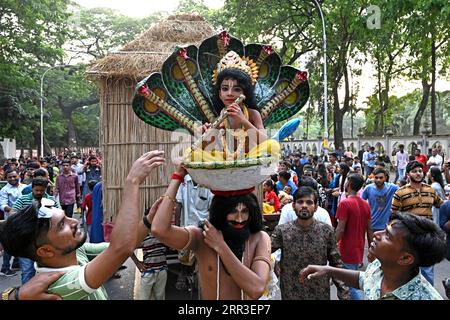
[212,68,258,115]
[208,193,263,234]
[339,163,351,192]
[428,166,445,190]
[317,163,329,188]
[264,179,278,196]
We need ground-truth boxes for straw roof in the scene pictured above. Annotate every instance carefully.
[86,14,215,79]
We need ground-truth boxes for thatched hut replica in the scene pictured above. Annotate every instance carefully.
[86,14,215,222]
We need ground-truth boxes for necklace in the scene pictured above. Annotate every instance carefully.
[216,239,249,300]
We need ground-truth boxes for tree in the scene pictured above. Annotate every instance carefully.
[405,0,450,134]
[65,6,160,61]
[0,0,72,155]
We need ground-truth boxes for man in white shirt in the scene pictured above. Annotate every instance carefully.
[70,154,85,190]
[175,174,214,228]
[395,144,409,181]
[279,201,332,226]
[174,174,214,291]
[427,148,443,170]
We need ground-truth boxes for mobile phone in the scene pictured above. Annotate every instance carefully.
[198,220,206,230]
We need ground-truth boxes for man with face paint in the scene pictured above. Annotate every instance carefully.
[270,186,349,300]
[151,164,271,300]
[391,160,443,286]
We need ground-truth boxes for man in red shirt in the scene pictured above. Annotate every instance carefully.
[335,173,373,300]
[81,180,98,237]
[415,149,428,173]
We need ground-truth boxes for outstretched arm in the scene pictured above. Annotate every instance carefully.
[300,265,360,289]
[84,150,165,289]
[151,164,199,250]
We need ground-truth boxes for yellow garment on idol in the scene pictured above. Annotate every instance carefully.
[263,202,276,214]
[186,139,280,163]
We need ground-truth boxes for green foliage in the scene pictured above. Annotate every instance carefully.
[0,0,70,88]
[66,6,160,60]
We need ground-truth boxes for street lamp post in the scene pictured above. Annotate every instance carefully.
[311,0,328,150]
[40,64,69,158]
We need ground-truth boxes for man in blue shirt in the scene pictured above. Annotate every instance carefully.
[0,169,26,276]
[362,168,399,232]
[364,146,378,176]
[276,171,297,195]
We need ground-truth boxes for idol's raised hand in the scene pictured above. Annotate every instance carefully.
[227,103,246,125]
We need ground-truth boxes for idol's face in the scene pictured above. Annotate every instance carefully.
[219,78,243,107]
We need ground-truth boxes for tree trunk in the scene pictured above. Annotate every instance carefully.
[59,97,77,148]
[413,79,431,135]
[333,64,351,150]
[58,96,99,148]
[333,75,344,150]
[430,40,436,134]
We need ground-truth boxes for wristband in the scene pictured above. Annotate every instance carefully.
[142,215,152,230]
[171,172,184,182]
[14,287,20,300]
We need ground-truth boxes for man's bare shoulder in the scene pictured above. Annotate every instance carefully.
[251,231,270,247]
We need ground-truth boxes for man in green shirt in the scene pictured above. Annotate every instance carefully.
[0,151,165,300]
[13,177,60,212]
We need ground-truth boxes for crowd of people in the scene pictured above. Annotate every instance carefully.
[262,145,450,299]
[0,150,103,283]
[0,142,449,301]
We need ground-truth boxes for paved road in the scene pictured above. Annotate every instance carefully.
[1,211,449,300]
[1,250,448,300]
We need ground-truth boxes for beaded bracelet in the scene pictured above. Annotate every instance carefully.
[159,195,177,204]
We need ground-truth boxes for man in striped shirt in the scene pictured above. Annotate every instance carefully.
[0,151,165,300]
[391,161,443,219]
[391,160,443,286]
[132,207,168,300]
[14,177,60,212]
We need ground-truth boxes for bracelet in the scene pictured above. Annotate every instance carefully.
[14,286,20,300]
[142,215,152,230]
[2,287,14,300]
[171,172,184,182]
[159,195,177,204]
